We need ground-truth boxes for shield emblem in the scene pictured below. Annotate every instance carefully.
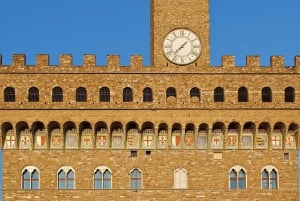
[184,135,193,146]
[66,135,77,148]
[97,136,107,147]
[159,135,167,146]
[143,135,153,147]
[127,135,138,146]
[226,136,237,146]
[197,136,206,148]
[271,135,281,147]
[212,136,221,146]
[113,136,122,146]
[242,136,251,147]
[36,135,46,147]
[5,135,16,148]
[82,135,92,147]
[52,136,61,146]
[172,135,181,147]
[20,136,31,148]
[256,136,265,146]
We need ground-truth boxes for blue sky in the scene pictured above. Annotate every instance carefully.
[0,0,300,66]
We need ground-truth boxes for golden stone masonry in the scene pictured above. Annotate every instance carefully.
[1,0,300,200]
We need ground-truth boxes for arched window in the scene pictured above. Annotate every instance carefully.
[22,166,39,190]
[174,168,188,189]
[143,87,153,102]
[58,167,75,189]
[4,87,15,102]
[28,87,39,102]
[123,87,133,102]
[214,87,224,102]
[130,168,142,190]
[94,167,112,189]
[99,87,110,102]
[166,87,176,98]
[190,87,200,98]
[261,166,278,189]
[52,87,63,102]
[238,87,248,102]
[262,87,272,102]
[76,87,87,102]
[285,87,295,102]
[229,166,246,190]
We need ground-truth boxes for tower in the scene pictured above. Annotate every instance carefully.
[151,0,210,67]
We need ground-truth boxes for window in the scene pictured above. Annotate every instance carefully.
[52,87,63,102]
[4,87,15,102]
[76,87,87,102]
[94,167,112,189]
[174,168,188,189]
[22,166,39,190]
[166,87,176,98]
[262,87,272,102]
[130,168,142,190]
[285,87,295,102]
[143,87,153,102]
[229,166,246,190]
[100,87,110,102]
[131,150,137,157]
[214,87,224,102]
[261,166,278,189]
[123,87,133,102]
[190,87,200,98]
[238,87,248,102]
[28,87,39,102]
[58,167,75,189]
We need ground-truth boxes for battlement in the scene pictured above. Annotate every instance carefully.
[0,54,300,73]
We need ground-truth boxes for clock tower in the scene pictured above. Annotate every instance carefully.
[151,0,210,67]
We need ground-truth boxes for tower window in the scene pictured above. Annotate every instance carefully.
[22,167,40,190]
[262,87,272,102]
[285,87,295,102]
[143,87,153,102]
[190,87,200,98]
[76,87,87,102]
[52,87,63,102]
[238,87,248,102]
[4,87,15,102]
[100,87,110,102]
[166,87,176,98]
[214,87,224,102]
[28,87,39,102]
[123,87,133,102]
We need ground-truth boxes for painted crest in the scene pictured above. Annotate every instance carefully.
[36,135,46,148]
[5,135,16,149]
[97,136,107,147]
[184,135,194,147]
[285,135,296,149]
[211,135,223,149]
[82,135,92,148]
[241,135,252,149]
[158,135,167,146]
[51,136,61,147]
[271,135,281,148]
[197,135,207,149]
[143,135,153,147]
[66,135,77,148]
[20,135,31,149]
[112,136,122,147]
[127,135,138,146]
[172,135,181,147]
[256,135,268,149]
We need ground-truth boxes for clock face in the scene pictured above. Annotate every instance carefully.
[163,29,201,65]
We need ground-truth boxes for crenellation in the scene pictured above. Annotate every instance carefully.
[107,55,120,70]
[83,54,96,68]
[59,54,73,67]
[12,54,26,68]
[36,54,49,67]
[270,55,284,69]
[221,55,235,68]
[246,55,260,68]
[130,55,143,70]
[295,55,300,68]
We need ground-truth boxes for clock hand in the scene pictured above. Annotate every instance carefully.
[175,41,188,54]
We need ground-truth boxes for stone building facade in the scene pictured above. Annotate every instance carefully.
[1,0,300,200]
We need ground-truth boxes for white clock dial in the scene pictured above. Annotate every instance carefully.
[163,29,201,65]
